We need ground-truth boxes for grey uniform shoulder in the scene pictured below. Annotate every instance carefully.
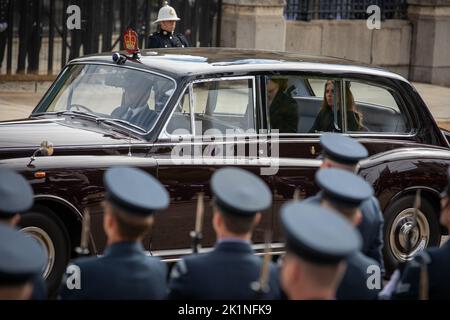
[362,196,383,219]
[145,255,167,275]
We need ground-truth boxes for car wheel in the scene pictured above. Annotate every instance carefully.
[383,195,441,274]
[20,206,71,297]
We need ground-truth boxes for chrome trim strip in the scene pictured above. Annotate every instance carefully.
[341,80,347,132]
[252,132,416,139]
[189,83,195,136]
[359,147,450,168]
[0,118,65,125]
[153,156,322,167]
[0,143,152,153]
[158,83,193,140]
[147,242,286,260]
[34,194,83,220]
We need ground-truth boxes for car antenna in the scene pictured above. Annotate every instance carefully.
[128,132,133,157]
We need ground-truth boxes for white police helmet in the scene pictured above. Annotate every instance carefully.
[153,2,180,24]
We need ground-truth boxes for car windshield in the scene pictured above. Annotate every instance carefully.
[38,64,176,133]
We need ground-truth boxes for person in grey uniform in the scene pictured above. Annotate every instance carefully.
[304,132,385,275]
[168,167,280,300]
[313,168,382,299]
[0,168,47,300]
[59,166,169,300]
[279,201,361,300]
[0,224,46,300]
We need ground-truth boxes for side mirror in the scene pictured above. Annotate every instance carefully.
[27,140,54,167]
[39,140,54,156]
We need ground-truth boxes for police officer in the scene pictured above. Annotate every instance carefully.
[147,2,189,49]
[279,202,361,300]
[0,168,47,300]
[0,224,46,300]
[314,168,381,299]
[59,166,169,300]
[17,0,42,74]
[304,132,385,274]
[168,167,280,300]
[391,167,450,299]
[0,0,9,69]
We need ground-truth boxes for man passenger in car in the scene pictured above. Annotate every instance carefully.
[309,80,363,133]
[279,201,361,300]
[168,167,280,300]
[391,167,450,300]
[304,133,385,275]
[313,168,381,299]
[59,167,169,300]
[0,168,48,300]
[111,79,157,131]
[267,78,298,133]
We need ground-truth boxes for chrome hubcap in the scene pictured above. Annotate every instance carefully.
[389,208,429,263]
[20,227,55,279]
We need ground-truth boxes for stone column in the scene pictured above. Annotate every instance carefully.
[408,0,450,85]
[220,0,286,50]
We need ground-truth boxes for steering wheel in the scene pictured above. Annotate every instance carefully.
[68,104,95,114]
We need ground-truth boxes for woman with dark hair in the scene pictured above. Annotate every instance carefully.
[309,80,363,133]
[268,78,298,133]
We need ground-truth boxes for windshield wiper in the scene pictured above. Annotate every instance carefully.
[33,110,98,119]
[66,110,99,119]
[31,111,61,117]
[102,118,147,133]
[32,111,147,134]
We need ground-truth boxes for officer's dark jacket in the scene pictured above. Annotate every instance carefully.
[393,240,450,299]
[337,251,381,300]
[304,192,385,274]
[59,242,167,300]
[147,30,189,49]
[359,197,385,275]
[31,275,48,300]
[0,0,8,23]
[168,241,281,300]
[309,107,363,133]
[269,91,298,133]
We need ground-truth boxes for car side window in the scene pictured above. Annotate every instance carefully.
[266,76,341,134]
[344,80,408,134]
[192,78,255,136]
[166,89,191,135]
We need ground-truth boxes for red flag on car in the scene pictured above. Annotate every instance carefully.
[124,28,139,55]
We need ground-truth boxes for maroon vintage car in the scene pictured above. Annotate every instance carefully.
[1,48,449,293]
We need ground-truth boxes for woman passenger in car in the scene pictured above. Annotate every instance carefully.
[309,80,363,133]
[267,78,298,133]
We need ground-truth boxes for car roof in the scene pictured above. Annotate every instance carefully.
[70,47,409,83]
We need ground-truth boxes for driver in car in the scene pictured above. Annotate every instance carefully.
[111,78,157,131]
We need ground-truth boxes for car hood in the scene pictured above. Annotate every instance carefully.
[0,117,142,149]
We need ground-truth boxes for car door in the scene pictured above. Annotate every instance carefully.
[263,75,344,240]
[149,76,274,259]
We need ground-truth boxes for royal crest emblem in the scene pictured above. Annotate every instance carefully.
[123,28,139,55]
